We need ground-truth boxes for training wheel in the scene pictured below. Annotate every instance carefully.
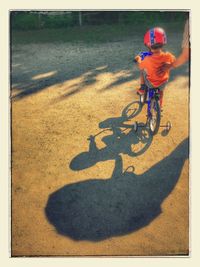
[166,121,172,131]
[124,166,135,173]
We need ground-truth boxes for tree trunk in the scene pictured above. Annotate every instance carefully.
[79,11,82,27]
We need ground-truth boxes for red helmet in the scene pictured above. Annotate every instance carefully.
[144,27,167,48]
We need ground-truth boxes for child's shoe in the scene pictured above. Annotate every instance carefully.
[137,84,147,95]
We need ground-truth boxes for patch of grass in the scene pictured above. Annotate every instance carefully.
[11,22,185,45]
[11,25,137,44]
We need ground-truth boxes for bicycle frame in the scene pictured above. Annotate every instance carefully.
[146,87,160,118]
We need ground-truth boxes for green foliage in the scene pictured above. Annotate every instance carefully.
[11,11,188,31]
[11,12,74,30]
[120,11,188,26]
[120,12,146,24]
[11,12,40,30]
[42,14,74,28]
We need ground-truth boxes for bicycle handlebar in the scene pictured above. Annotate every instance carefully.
[133,51,153,63]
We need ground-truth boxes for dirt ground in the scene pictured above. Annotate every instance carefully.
[11,32,189,256]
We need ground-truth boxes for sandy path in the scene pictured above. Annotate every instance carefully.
[11,37,189,256]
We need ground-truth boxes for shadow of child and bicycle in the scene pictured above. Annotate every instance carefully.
[70,101,153,171]
[45,101,189,241]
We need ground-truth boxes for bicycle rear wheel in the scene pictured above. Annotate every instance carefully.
[148,98,161,135]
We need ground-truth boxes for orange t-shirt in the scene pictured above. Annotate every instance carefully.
[139,51,176,87]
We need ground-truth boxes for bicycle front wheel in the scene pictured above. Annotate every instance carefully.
[148,98,161,135]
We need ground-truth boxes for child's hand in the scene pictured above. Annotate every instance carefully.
[134,55,142,63]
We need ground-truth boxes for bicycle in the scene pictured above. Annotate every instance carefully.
[133,54,171,135]
[139,87,162,135]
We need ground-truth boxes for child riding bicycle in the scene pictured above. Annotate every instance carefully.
[135,27,176,108]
